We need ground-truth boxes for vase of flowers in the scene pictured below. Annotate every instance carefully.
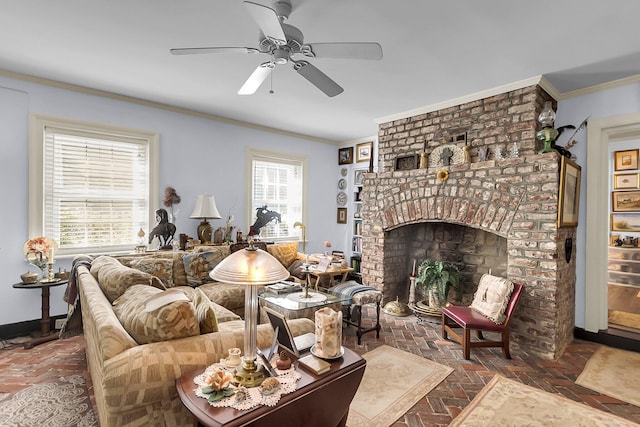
[23,236,58,280]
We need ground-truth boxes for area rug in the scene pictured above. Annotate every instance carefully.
[0,374,97,426]
[450,374,639,427]
[576,345,640,407]
[347,345,454,427]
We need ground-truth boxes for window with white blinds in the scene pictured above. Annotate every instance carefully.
[247,149,306,241]
[29,115,158,256]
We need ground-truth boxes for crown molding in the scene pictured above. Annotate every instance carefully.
[0,69,336,145]
[557,73,640,100]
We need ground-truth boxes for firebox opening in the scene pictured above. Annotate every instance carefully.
[384,222,507,306]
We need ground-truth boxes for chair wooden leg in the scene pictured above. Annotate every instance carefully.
[502,330,511,359]
[374,301,381,338]
[463,328,471,360]
[441,313,448,339]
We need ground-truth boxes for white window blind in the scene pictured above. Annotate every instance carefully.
[29,114,158,256]
[249,150,305,240]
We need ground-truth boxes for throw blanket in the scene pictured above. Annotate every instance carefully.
[59,255,95,338]
[326,281,377,305]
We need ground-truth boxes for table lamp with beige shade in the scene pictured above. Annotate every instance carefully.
[190,195,222,243]
[209,238,289,387]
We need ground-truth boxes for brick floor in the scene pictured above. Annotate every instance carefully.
[1,309,639,426]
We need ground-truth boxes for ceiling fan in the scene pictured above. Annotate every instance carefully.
[170,0,383,97]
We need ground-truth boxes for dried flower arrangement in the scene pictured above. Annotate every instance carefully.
[162,186,181,222]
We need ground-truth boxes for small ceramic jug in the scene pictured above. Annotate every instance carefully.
[227,348,241,367]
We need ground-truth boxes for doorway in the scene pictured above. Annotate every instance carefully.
[586,113,640,342]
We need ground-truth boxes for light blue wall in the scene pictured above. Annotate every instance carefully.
[556,82,640,329]
[0,75,343,325]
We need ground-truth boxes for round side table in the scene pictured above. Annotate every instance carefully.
[12,279,68,349]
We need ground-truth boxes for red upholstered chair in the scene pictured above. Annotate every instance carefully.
[441,283,523,360]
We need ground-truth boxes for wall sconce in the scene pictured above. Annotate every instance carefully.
[189,195,222,243]
[210,238,289,387]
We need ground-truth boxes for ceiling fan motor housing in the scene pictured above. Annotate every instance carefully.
[258,23,303,56]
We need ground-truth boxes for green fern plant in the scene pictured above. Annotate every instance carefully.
[415,259,462,307]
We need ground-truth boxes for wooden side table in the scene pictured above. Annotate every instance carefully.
[176,347,365,427]
[12,279,68,349]
[308,266,354,290]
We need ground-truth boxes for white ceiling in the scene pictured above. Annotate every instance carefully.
[3,1,640,143]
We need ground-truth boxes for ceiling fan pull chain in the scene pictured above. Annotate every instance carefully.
[269,69,274,94]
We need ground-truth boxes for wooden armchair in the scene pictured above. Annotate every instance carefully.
[441,283,523,360]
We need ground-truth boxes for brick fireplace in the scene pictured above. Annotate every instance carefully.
[360,85,576,360]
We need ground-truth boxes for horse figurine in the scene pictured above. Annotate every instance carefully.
[149,208,176,249]
[249,206,281,236]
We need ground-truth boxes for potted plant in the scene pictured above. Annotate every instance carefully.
[415,259,462,309]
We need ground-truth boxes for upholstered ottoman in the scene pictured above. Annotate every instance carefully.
[326,281,382,344]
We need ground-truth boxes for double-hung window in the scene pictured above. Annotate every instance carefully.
[247,148,306,241]
[29,114,158,256]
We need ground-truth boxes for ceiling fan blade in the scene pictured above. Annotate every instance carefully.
[238,63,273,95]
[170,47,260,55]
[302,42,383,60]
[295,61,343,97]
[244,1,286,46]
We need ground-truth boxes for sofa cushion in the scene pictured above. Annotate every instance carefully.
[267,241,299,268]
[130,257,174,288]
[113,285,200,344]
[92,256,166,302]
[470,274,514,324]
[182,251,226,286]
[198,282,246,318]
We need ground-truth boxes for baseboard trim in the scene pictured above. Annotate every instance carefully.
[0,315,66,341]
[574,327,640,352]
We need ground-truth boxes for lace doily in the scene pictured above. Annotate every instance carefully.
[193,362,301,411]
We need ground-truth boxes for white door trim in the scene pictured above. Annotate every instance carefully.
[586,113,640,332]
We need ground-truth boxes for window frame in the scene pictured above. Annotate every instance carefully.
[245,147,307,242]
[28,114,159,257]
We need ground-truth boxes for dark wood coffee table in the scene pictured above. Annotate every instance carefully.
[176,347,365,427]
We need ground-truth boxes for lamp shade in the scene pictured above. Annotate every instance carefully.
[190,195,222,219]
[210,248,289,285]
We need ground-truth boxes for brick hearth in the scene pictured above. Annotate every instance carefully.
[360,85,576,360]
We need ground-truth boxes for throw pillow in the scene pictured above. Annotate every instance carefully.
[267,241,299,268]
[96,259,166,303]
[113,285,200,344]
[182,251,225,286]
[130,257,174,288]
[89,255,121,279]
[469,274,515,324]
[177,286,219,333]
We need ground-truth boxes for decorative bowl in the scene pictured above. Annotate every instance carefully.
[20,272,38,284]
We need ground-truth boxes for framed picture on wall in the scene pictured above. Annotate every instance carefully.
[612,191,640,212]
[614,149,639,171]
[338,147,353,165]
[614,173,639,189]
[355,142,372,163]
[611,213,640,232]
[558,156,581,227]
[337,207,347,224]
[354,169,365,186]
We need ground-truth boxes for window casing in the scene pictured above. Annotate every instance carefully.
[246,148,306,241]
[29,114,158,256]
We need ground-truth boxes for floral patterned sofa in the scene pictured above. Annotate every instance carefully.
[76,241,314,426]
